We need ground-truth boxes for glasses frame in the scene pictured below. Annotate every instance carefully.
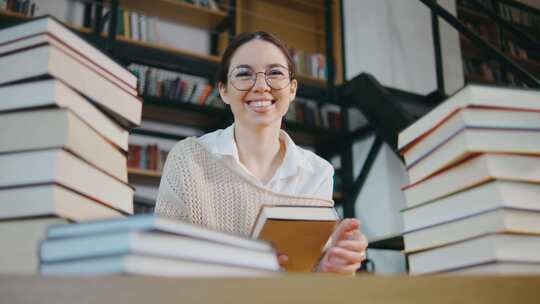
[228,64,293,91]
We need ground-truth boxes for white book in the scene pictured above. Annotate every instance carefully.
[40,231,279,272]
[46,214,272,252]
[408,234,540,275]
[403,180,540,232]
[406,128,540,184]
[0,44,142,127]
[0,32,137,96]
[403,154,540,208]
[0,184,124,221]
[402,108,540,166]
[0,16,137,88]
[0,108,127,182]
[40,254,279,277]
[0,217,68,274]
[0,149,133,214]
[0,79,129,151]
[404,208,540,253]
[446,262,540,275]
[398,85,540,151]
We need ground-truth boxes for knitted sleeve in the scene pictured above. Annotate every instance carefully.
[154,144,190,221]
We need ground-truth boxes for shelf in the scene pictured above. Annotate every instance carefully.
[457,6,491,23]
[128,167,162,184]
[116,0,228,30]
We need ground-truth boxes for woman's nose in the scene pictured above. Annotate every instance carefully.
[252,73,271,92]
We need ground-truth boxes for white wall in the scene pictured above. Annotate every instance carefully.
[343,0,465,274]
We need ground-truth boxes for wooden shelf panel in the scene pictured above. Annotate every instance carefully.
[128,167,162,184]
[116,0,227,30]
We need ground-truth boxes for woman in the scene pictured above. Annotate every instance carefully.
[155,31,368,275]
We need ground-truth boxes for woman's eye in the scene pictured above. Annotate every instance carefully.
[269,69,284,75]
[235,72,253,77]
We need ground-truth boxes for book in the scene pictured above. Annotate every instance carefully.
[250,205,339,272]
[446,261,540,275]
[0,16,137,89]
[0,108,128,182]
[402,108,540,166]
[0,217,68,274]
[404,208,540,253]
[0,149,134,214]
[0,184,124,221]
[403,154,540,208]
[39,231,280,272]
[398,85,540,151]
[0,32,137,96]
[402,180,540,232]
[0,79,129,152]
[40,254,279,277]
[0,44,142,127]
[405,128,540,184]
[46,214,272,252]
[408,234,540,275]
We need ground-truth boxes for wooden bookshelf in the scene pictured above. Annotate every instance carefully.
[116,0,227,30]
[128,167,162,184]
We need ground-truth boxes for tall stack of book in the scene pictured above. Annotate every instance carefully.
[39,214,281,277]
[398,85,540,275]
[0,16,142,274]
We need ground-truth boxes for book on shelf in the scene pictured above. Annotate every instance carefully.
[408,233,540,275]
[446,261,540,275]
[0,108,128,182]
[0,148,134,214]
[0,79,130,151]
[250,205,339,272]
[398,85,540,151]
[1,0,37,17]
[0,16,142,127]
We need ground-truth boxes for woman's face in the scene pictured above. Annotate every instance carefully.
[219,39,297,129]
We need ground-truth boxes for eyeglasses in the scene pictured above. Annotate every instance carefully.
[229,65,292,91]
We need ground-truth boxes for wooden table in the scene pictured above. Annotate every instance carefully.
[1,274,539,304]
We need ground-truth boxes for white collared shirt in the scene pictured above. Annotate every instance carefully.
[196,124,335,199]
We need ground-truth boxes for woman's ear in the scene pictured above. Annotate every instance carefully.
[218,82,230,105]
[289,78,298,102]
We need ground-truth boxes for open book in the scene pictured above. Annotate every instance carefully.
[250,205,340,272]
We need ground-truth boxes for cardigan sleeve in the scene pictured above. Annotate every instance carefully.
[154,145,190,221]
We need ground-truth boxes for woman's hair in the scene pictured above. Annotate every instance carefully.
[216,31,296,86]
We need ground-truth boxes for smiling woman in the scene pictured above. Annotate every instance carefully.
[154,31,367,275]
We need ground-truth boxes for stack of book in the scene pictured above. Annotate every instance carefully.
[0,16,142,274]
[39,214,281,277]
[398,85,540,275]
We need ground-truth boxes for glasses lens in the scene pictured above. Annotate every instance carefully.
[266,66,290,90]
[230,67,255,90]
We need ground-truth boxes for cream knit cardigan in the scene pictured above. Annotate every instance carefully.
[155,138,334,237]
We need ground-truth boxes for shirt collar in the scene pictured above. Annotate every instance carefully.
[214,123,315,180]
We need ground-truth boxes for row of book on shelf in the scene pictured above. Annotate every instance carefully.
[462,58,530,87]
[397,84,540,275]
[458,0,540,29]
[1,0,36,16]
[128,144,168,172]
[0,16,341,277]
[128,63,343,129]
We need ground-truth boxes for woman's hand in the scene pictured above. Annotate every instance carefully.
[317,218,368,275]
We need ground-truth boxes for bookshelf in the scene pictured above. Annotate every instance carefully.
[0,0,348,209]
[457,0,540,87]
[115,0,228,29]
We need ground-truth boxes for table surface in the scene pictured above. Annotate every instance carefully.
[1,274,540,304]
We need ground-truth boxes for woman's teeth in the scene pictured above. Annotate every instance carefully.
[251,100,272,107]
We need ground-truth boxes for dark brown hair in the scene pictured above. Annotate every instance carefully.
[216,31,296,87]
